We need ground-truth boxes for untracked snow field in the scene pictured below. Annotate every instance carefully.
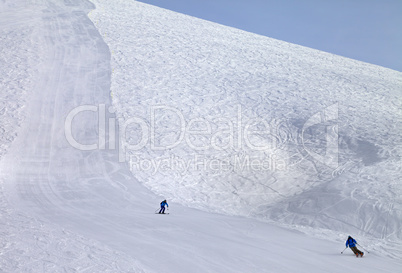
[1,0,401,272]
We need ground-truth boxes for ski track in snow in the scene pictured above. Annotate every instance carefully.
[0,0,149,271]
[0,180,147,272]
[0,0,401,272]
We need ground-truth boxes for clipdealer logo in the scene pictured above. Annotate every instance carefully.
[64,103,339,173]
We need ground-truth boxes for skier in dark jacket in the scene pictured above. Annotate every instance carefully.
[346,236,364,257]
[159,200,168,214]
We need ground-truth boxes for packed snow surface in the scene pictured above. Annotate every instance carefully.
[0,0,401,272]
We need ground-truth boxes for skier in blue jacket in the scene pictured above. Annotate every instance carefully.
[346,236,364,257]
[159,200,168,214]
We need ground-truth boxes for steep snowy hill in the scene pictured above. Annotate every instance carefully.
[0,0,401,272]
[89,0,402,248]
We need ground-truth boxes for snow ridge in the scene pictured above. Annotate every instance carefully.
[0,1,42,161]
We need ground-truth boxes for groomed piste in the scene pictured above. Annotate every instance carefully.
[0,0,401,272]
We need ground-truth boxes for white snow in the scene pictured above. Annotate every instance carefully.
[0,0,401,272]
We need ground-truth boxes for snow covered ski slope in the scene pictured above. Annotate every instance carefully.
[88,0,402,248]
[1,0,401,272]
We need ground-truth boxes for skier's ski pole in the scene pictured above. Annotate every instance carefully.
[357,243,370,253]
[341,247,347,254]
